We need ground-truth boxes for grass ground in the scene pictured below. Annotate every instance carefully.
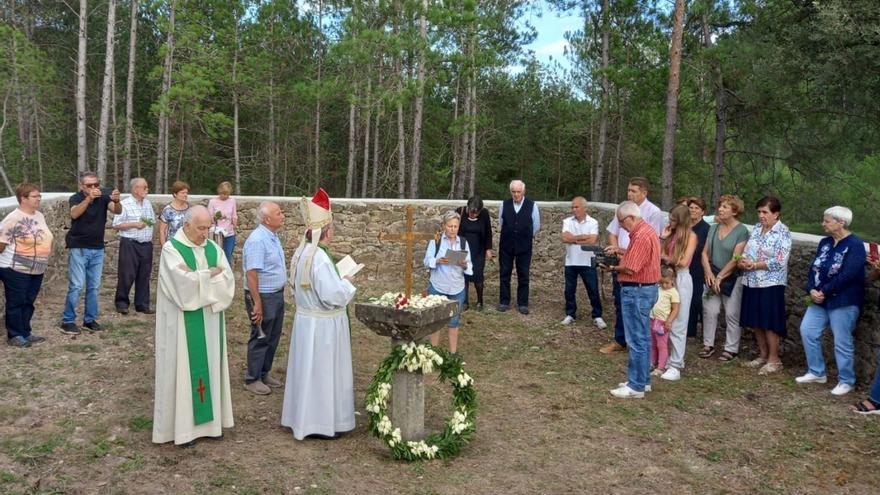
[1,277,878,494]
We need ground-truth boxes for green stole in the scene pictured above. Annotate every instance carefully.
[170,238,225,426]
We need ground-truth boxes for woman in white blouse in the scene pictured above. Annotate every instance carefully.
[423,211,473,356]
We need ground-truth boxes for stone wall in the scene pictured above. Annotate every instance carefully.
[2,195,878,383]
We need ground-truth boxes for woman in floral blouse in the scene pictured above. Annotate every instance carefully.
[795,206,865,396]
[0,183,54,347]
[737,196,792,375]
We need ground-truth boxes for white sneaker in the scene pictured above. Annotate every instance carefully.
[795,372,827,384]
[594,317,608,329]
[831,383,854,396]
[661,367,681,381]
[610,385,644,399]
[619,382,651,392]
[561,315,575,326]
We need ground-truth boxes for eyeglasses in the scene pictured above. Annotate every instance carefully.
[83,182,100,188]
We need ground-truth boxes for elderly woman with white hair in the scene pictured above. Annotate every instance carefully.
[795,206,866,395]
[424,210,473,356]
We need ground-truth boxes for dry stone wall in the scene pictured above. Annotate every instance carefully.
[1,195,878,383]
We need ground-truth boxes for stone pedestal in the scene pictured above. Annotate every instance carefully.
[392,365,426,440]
[355,300,459,441]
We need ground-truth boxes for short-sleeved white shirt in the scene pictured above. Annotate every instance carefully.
[563,215,599,266]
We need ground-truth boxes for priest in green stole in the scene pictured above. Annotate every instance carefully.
[153,206,235,445]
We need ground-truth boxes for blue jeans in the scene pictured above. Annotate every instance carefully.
[0,268,43,339]
[612,274,626,347]
[799,304,860,385]
[621,284,658,392]
[564,265,602,319]
[428,281,465,328]
[222,235,236,264]
[63,248,105,324]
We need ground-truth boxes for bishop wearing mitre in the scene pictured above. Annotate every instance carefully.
[152,205,235,446]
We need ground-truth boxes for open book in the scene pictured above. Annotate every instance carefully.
[444,249,468,266]
[336,255,365,278]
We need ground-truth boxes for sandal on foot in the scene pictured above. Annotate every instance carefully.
[698,346,715,359]
[851,398,880,415]
[718,351,738,362]
[758,362,784,375]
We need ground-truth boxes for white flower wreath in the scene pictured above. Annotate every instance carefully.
[364,342,477,461]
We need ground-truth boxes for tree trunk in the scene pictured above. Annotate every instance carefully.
[408,0,427,198]
[614,108,625,203]
[660,0,687,209]
[361,77,371,197]
[396,99,406,199]
[713,66,726,207]
[111,60,119,189]
[230,3,241,194]
[10,23,31,173]
[76,0,88,174]
[593,0,610,202]
[123,0,137,189]
[268,76,276,196]
[371,58,383,198]
[450,74,460,198]
[0,91,17,194]
[346,97,357,197]
[394,0,406,199]
[313,0,323,189]
[468,75,477,197]
[703,2,726,207]
[155,0,177,193]
[33,96,43,188]
[96,0,117,183]
[457,68,471,199]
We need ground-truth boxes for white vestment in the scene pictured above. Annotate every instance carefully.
[152,230,235,444]
[281,244,357,440]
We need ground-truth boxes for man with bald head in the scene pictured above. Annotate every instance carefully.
[242,201,287,395]
[561,196,605,329]
[153,205,236,446]
[497,179,540,314]
[112,178,156,315]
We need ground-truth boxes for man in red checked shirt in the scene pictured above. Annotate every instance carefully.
[599,201,661,399]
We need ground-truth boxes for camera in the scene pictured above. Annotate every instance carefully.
[580,244,620,266]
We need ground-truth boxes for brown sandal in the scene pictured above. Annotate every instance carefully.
[851,398,880,415]
[718,351,738,362]
[698,346,715,358]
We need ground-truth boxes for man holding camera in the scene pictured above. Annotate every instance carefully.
[601,201,661,399]
[599,177,665,354]
[60,171,122,335]
[560,196,605,329]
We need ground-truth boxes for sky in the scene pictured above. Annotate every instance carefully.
[517,1,584,75]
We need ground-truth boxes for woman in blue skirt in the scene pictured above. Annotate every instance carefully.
[738,196,792,375]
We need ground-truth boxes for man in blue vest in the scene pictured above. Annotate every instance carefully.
[497,179,541,314]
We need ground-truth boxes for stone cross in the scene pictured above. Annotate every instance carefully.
[378,204,439,298]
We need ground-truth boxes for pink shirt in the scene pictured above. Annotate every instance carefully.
[207,197,238,236]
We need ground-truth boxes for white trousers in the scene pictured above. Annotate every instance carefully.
[667,268,692,370]
[701,277,744,354]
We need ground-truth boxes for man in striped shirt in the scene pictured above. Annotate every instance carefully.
[601,201,661,399]
[112,178,156,315]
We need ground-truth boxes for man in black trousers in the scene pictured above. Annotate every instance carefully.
[497,179,541,315]
[112,177,156,315]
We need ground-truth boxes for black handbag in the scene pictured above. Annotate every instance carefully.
[710,263,738,297]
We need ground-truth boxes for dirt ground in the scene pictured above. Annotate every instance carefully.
[2,272,880,495]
